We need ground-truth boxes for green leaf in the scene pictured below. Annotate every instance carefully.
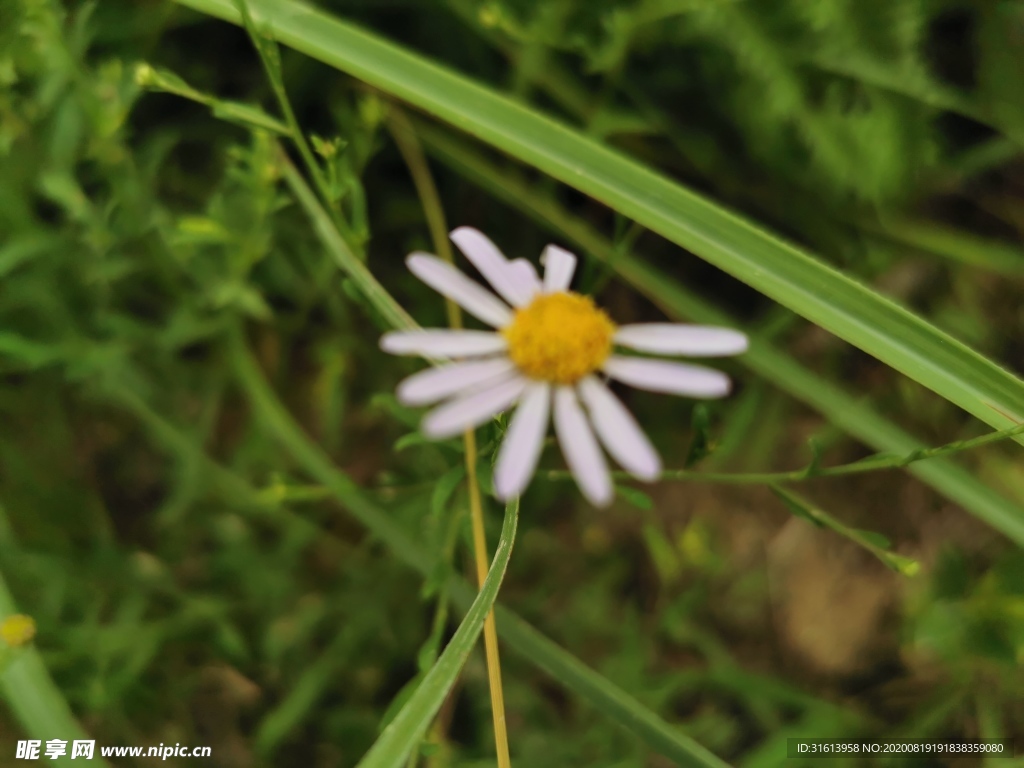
[355,498,518,768]
[616,484,653,510]
[393,431,431,453]
[771,486,825,528]
[135,62,289,134]
[803,438,824,477]
[421,464,466,599]
[684,404,713,468]
[771,487,919,576]
[174,0,1024,448]
[853,529,892,550]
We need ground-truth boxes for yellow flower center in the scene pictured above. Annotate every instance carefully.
[503,292,616,384]
[1,614,36,648]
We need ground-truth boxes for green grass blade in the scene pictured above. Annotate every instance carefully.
[356,499,518,768]
[490,605,732,768]
[224,335,733,767]
[867,216,1024,277]
[418,128,1024,546]
[227,329,428,572]
[172,0,1024,441]
[278,150,416,332]
[0,572,111,767]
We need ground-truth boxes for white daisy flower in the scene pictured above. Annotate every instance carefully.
[381,227,748,507]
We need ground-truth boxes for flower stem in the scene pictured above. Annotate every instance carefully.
[464,429,512,768]
[389,106,512,768]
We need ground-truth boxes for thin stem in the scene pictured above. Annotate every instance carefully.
[237,0,357,245]
[771,486,920,575]
[545,413,1024,486]
[465,430,512,766]
[388,107,460,328]
[389,106,512,768]
[278,148,417,331]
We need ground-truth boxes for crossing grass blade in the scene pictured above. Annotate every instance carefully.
[172,0,1024,442]
[417,126,1024,546]
[355,498,518,768]
[225,331,733,768]
[484,605,733,768]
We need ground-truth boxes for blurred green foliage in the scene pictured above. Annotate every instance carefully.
[1,0,1023,765]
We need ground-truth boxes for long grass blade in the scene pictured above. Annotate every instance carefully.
[418,127,1024,545]
[356,498,518,768]
[224,334,733,767]
[171,0,1024,442]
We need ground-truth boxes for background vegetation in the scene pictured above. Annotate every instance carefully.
[1,0,1023,765]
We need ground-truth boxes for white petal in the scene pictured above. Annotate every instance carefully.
[397,358,517,406]
[407,253,513,328]
[577,376,661,480]
[603,356,731,398]
[541,244,577,293]
[508,258,541,301]
[381,329,507,358]
[450,227,533,307]
[422,375,528,439]
[493,382,551,499]
[614,324,749,357]
[553,386,612,507]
